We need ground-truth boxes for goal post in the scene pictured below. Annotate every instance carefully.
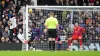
[25,6,100,51]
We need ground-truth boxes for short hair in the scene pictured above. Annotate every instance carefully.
[49,11,54,16]
[74,22,79,25]
[32,22,36,27]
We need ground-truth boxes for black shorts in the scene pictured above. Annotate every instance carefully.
[48,29,57,38]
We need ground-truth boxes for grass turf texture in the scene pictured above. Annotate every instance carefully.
[0,51,100,56]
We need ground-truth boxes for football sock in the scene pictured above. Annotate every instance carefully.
[79,39,82,47]
[58,43,61,50]
[68,39,72,48]
[52,41,55,50]
[28,42,31,47]
[49,41,52,50]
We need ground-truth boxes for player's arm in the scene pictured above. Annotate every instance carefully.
[44,19,48,33]
[63,29,66,35]
[55,18,59,30]
[44,19,48,29]
[81,27,86,34]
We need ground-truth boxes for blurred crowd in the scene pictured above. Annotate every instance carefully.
[28,9,100,44]
[0,0,100,44]
[38,0,100,6]
[0,0,32,43]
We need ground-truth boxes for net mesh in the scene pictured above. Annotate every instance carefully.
[26,6,100,51]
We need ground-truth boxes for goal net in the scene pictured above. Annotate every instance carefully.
[25,6,100,51]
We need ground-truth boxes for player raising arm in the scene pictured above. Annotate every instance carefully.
[67,23,86,50]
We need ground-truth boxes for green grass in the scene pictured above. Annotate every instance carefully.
[0,51,100,56]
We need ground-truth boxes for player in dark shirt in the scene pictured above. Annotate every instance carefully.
[27,22,40,50]
[56,25,66,50]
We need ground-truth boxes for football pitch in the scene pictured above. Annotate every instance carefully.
[0,51,100,56]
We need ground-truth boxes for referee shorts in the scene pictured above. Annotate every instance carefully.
[47,29,57,38]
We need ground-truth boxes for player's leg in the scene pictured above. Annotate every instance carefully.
[17,34,27,44]
[51,29,57,51]
[56,37,62,50]
[48,29,57,51]
[78,36,83,50]
[48,38,52,50]
[58,41,62,50]
[48,29,53,50]
[67,35,77,50]
[27,37,35,50]
[52,38,55,51]
[9,29,13,42]
[67,37,72,50]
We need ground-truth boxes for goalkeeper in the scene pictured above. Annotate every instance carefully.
[67,23,86,50]
[44,11,59,51]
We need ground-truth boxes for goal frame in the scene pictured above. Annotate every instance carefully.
[25,6,100,51]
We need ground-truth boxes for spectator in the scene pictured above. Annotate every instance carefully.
[59,0,64,5]
[86,25,96,43]
[37,0,100,6]
[74,0,78,6]
[55,0,60,5]
[69,0,75,6]
[89,0,95,3]
[65,0,69,6]
[77,0,83,6]
[0,21,2,39]
[5,37,11,43]
[8,11,13,18]
[96,24,100,36]
[79,19,85,28]
[0,0,24,43]
[86,17,92,25]
[83,2,87,6]
[2,27,9,38]
[8,0,14,8]
[1,37,5,43]
[2,18,8,28]
[13,37,19,43]
[94,0,100,6]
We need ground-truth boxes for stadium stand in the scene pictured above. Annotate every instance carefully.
[0,0,32,43]
[37,0,100,6]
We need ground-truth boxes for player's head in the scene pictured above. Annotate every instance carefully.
[49,11,54,17]
[75,22,79,27]
[32,22,36,28]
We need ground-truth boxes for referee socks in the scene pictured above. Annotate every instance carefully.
[49,41,55,51]
[52,41,55,51]
[49,41,52,50]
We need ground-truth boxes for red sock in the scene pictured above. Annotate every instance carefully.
[79,39,82,46]
[68,39,72,48]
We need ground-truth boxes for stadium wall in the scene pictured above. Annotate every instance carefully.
[0,43,22,51]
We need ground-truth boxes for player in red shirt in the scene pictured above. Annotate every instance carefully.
[67,23,86,50]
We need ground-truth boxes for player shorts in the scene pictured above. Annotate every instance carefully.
[72,35,82,40]
[30,37,39,41]
[56,37,61,41]
[48,29,57,38]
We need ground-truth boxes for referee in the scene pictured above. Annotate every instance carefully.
[44,11,59,51]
